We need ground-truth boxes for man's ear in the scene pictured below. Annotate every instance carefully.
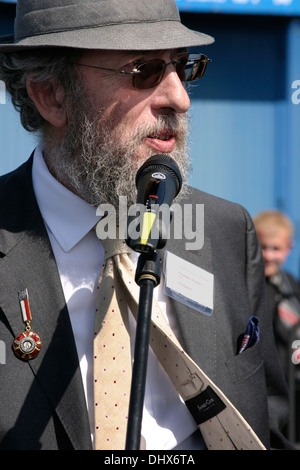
[26,78,68,128]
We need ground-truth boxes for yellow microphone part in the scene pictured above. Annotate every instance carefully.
[140,212,157,245]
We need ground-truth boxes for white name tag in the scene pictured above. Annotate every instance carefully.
[163,251,214,316]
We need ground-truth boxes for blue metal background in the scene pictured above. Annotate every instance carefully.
[2,0,300,15]
[183,14,300,278]
[176,0,300,16]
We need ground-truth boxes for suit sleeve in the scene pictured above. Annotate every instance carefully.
[243,207,294,449]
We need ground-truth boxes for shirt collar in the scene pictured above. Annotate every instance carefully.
[32,145,101,253]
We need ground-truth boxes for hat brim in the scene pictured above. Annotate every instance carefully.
[0,21,214,52]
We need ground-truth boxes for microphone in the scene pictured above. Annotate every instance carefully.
[126,154,182,253]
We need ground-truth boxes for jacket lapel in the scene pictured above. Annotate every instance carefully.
[160,195,218,382]
[0,157,92,449]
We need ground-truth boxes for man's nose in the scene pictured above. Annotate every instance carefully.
[153,66,191,114]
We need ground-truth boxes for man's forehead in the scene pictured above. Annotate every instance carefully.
[129,48,187,55]
[81,47,187,61]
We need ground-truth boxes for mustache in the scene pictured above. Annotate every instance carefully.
[134,114,188,142]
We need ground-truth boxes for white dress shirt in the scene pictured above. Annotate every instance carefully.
[32,145,204,450]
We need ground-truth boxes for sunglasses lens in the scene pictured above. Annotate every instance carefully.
[133,59,165,90]
[178,55,208,82]
[132,55,210,89]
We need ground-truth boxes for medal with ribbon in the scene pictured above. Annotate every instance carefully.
[12,289,42,361]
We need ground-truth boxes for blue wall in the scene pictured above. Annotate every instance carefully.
[176,0,300,16]
[0,3,38,174]
[284,20,300,277]
[0,8,300,277]
[180,13,300,278]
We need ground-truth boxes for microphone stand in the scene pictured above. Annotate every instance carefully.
[125,249,161,450]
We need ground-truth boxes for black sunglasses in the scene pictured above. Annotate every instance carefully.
[74,53,211,90]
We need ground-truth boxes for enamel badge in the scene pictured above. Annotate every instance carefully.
[12,289,42,361]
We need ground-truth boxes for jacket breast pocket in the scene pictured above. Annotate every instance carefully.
[225,342,264,384]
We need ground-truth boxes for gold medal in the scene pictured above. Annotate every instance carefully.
[12,289,42,361]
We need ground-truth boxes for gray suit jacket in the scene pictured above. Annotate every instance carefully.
[0,156,291,449]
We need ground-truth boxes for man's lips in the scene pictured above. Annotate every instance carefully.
[145,134,176,153]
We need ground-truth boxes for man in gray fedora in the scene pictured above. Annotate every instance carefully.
[0,0,292,450]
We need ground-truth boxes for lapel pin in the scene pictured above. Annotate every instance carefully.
[12,289,42,361]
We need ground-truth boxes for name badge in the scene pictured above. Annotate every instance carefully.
[163,251,214,316]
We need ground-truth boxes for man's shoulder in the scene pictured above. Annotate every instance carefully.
[183,185,237,204]
[0,155,34,202]
[181,186,250,223]
[0,155,33,190]
[0,154,37,228]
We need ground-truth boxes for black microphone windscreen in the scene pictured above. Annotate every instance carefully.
[135,154,182,197]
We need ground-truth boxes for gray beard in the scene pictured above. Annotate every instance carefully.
[43,93,192,210]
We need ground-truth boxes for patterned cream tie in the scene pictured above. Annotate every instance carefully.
[94,238,266,450]
[94,239,133,450]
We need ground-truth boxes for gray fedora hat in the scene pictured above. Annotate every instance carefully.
[0,0,214,52]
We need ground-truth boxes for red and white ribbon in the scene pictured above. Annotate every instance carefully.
[18,289,32,323]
